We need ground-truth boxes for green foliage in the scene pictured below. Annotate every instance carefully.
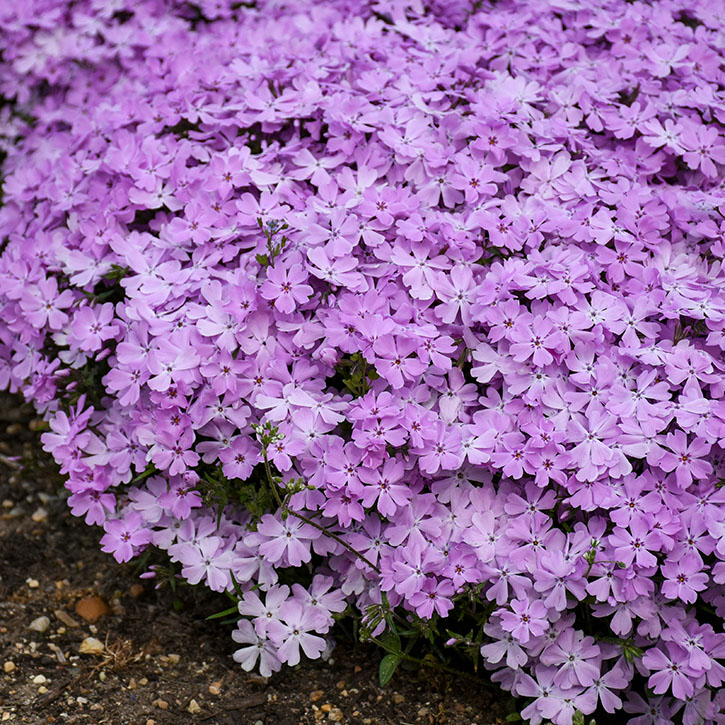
[130,463,160,484]
[255,218,289,268]
[334,352,379,398]
[103,264,131,282]
[379,653,403,686]
[59,355,112,410]
[161,118,202,138]
[197,464,274,528]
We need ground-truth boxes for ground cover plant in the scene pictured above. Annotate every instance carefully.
[1,0,725,722]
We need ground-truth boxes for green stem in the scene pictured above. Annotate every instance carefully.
[260,446,381,574]
[369,635,496,689]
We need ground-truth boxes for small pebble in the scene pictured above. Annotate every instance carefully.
[328,709,343,723]
[31,507,48,523]
[32,674,47,684]
[392,693,405,704]
[321,704,332,713]
[310,690,324,702]
[54,609,80,628]
[4,661,16,673]
[28,616,51,633]
[146,720,156,725]
[26,578,39,589]
[48,643,67,664]
[79,637,105,655]
[188,699,201,714]
[98,671,107,681]
[208,681,222,695]
[38,685,48,694]
[153,699,169,710]
[167,653,180,665]
[75,596,110,624]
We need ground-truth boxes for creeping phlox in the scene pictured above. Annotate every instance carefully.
[1,0,725,722]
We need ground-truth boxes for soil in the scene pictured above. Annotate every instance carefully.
[0,395,510,725]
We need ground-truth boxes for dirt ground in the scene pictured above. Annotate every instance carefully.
[0,396,510,725]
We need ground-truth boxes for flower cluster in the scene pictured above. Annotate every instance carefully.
[1,0,725,722]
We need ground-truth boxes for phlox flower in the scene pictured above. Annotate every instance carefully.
[100,511,150,563]
[433,266,476,324]
[266,600,328,666]
[232,619,282,678]
[259,258,313,315]
[541,629,602,688]
[608,516,661,569]
[498,597,548,645]
[175,535,234,591]
[373,334,426,390]
[660,554,708,604]
[480,620,529,670]
[642,643,699,700]
[253,514,320,567]
[657,431,712,488]
[679,121,725,178]
[219,435,260,480]
[70,303,120,351]
[408,577,455,618]
[358,457,411,517]
[20,276,75,331]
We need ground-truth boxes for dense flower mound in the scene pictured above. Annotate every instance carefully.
[2,0,725,721]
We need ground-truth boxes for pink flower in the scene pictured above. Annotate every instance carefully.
[679,121,725,178]
[660,553,708,604]
[409,577,455,618]
[259,258,313,314]
[509,315,561,366]
[232,619,281,678]
[100,511,150,563]
[266,600,327,666]
[20,277,75,331]
[657,431,712,488]
[499,598,548,645]
[254,514,320,567]
[70,303,120,352]
[176,535,235,591]
[433,266,476,324]
[642,644,698,700]
[219,436,260,480]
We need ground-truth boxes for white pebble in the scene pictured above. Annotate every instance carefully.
[28,616,50,633]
